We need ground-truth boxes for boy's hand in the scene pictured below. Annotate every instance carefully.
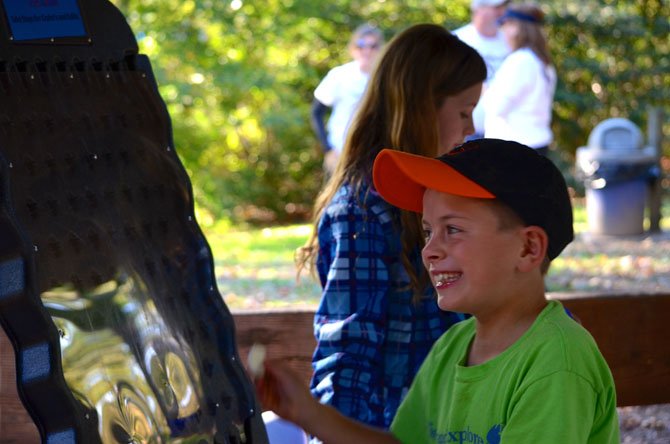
[254,359,318,427]
[255,360,401,444]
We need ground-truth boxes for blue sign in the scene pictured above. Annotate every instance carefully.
[3,0,86,41]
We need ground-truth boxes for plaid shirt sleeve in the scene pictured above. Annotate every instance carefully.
[310,185,402,427]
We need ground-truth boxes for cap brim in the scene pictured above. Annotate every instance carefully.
[373,149,495,213]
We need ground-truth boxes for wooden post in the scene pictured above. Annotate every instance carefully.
[647,106,664,233]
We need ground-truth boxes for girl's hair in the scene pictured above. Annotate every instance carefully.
[297,24,486,296]
[505,4,552,65]
[349,23,385,48]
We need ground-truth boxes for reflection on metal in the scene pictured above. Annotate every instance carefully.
[43,275,208,441]
[0,0,268,442]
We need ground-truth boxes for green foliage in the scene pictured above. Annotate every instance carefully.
[207,224,322,309]
[547,0,670,158]
[111,0,668,224]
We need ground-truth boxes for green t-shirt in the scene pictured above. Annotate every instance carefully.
[391,300,619,443]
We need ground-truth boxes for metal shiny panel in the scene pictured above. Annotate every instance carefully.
[0,57,267,443]
[43,277,207,442]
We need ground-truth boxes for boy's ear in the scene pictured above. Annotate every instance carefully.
[517,226,549,272]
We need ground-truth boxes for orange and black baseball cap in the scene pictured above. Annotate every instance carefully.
[372,139,574,259]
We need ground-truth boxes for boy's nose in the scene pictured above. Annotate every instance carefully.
[422,239,444,263]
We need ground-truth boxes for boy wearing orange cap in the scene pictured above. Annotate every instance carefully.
[256,139,620,443]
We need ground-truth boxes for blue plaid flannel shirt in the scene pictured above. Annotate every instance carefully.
[310,182,467,429]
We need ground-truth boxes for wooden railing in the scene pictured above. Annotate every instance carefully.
[234,292,670,408]
[2,292,669,442]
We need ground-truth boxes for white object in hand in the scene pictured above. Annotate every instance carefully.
[248,343,266,378]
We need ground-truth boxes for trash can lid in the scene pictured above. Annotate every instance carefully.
[587,117,643,153]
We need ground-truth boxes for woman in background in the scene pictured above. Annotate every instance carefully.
[483,3,556,156]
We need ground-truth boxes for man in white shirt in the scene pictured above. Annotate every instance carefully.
[311,24,384,175]
[453,0,511,138]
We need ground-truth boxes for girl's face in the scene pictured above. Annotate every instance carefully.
[501,20,520,50]
[435,83,482,155]
[421,189,525,318]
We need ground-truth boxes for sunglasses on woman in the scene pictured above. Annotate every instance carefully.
[356,39,380,50]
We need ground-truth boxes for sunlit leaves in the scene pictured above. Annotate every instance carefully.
[109,0,471,222]
[548,0,669,164]
[110,0,668,222]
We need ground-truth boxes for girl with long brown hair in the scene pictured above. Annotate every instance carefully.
[295,23,486,429]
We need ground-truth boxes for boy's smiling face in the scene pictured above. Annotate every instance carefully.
[421,189,529,318]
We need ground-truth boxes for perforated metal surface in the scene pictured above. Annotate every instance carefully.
[0,1,267,442]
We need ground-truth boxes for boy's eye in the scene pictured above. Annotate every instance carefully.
[460,111,470,119]
[422,229,432,242]
[447,225,462,235]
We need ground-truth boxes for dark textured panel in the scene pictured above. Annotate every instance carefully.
[0,0,267,442]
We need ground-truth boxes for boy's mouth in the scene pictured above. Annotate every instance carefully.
[433,272,461,287]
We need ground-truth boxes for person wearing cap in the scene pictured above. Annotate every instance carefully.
[482,3,556,155]
[295,23,486,434]
[256,139,620,443]
[452,0,512,139]
[311,24,384,176]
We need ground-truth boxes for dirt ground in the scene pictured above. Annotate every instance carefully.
[546,230,670,294]
[619,404,670,443]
